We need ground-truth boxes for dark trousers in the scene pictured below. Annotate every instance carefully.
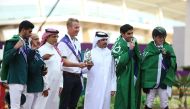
[59,72,82,109]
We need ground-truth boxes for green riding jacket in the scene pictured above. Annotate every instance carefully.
[141,41,177,88]
[1,35,28,84]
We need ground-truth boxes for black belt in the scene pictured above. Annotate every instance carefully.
[63,71,81,78]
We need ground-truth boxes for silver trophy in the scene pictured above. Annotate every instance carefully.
[84,48,92,64]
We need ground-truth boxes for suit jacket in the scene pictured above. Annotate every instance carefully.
[27,51,45,93]
[1,35,28,84]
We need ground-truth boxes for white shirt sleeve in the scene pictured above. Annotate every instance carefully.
[38,46,46,57]
[111,57,117,91]
[57,42,71,57]
[43,76,49,90]
[59,74,63,88]
[38,46,49,90]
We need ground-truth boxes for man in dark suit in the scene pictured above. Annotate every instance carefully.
[22,33,49,109]
[1,20,34,109]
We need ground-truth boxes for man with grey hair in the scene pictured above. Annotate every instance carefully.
[22,33,47,109]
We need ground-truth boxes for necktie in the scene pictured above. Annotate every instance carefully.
[24,40,29,54]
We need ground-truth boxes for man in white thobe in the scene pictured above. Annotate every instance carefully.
[84,31,116,109]
[33,28,63,109]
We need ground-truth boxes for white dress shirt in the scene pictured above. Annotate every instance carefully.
[58,34,81,74]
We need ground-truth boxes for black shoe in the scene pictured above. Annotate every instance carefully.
[144,105,152,109]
